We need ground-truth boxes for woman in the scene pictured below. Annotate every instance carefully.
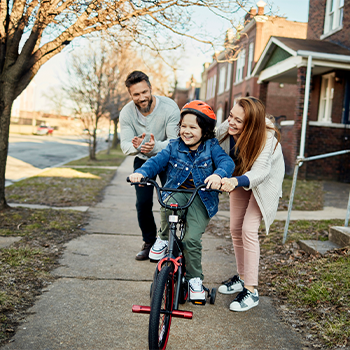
[216,96,285,312]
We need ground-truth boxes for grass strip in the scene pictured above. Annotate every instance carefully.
[65,147,125,167]
[0,208,86,344]
[218,177,324,212]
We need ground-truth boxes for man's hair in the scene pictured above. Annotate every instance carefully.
[125,71,151,89]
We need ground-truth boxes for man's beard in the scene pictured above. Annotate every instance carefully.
[136,96,153,114]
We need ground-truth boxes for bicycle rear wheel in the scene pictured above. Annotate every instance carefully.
[148,265,174,350]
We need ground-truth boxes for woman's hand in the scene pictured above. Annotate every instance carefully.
[129,172,144,183]
[204,174,222,190]
[221,177,238,193]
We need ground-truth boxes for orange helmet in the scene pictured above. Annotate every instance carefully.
[180,100,216,128]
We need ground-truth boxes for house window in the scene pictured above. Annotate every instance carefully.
[206,75,217,100]
[324,0,344,35]
[226,63,232,91]
[235,48,246,83]
[212,74,217,98]
[246,42,254,78]
[206,78,212,100]
[318,73,335,123]
[216,107,223,126]
[218,67,226,95]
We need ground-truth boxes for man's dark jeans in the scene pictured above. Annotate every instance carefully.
[134,157,167,244]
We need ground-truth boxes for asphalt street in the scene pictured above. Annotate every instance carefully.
[6,134,107,185]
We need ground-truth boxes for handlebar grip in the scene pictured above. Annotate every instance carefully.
[126,177,148,184]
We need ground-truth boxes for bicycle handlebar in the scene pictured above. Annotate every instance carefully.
[126,177,221,211]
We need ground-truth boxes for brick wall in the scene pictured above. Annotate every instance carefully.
[280,66,311,177]
[280,125,295,175]
[307,0,327,39]
[306,126,350,181]
[308,0,350,49]
[265,83,299,119]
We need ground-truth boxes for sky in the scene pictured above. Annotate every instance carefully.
[32,0,310,112]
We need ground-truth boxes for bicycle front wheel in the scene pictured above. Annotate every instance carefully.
[148,265,174,350]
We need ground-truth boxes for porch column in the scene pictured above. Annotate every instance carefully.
[258,81,269,105]
[293,65,313,178]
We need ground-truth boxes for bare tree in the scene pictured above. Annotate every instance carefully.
[65,41,131,159]
[0,0,247,210]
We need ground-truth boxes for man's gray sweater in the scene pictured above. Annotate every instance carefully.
[120,96,180,160]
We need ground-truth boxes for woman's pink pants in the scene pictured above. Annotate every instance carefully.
[229,187,262,287]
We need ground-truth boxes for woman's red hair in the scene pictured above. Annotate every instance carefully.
[231,97,280,176]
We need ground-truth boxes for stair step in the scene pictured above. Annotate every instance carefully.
[329,226,350,247]
[298,240,341,256]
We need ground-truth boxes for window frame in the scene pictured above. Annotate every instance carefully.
[322,0,344,38]
[225,63,232,91]
[246,42,254,78]
[318,72,335,123]
[218,66,226,95]
[235,48,246,84]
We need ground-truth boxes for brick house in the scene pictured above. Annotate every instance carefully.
[253,0,350,181]
[201,1,307,125]
[173,76,201,110]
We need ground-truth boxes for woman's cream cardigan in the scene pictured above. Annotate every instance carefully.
[216,119,285,234]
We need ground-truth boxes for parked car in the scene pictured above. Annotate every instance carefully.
[35,125,54,135]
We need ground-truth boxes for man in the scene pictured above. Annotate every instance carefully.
[120,71,180,260]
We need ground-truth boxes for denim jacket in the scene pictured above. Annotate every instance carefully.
[135,137,235,218]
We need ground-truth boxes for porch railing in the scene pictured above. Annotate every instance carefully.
[283,149,350,244]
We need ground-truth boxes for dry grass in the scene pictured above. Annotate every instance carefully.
[207,217,349,349]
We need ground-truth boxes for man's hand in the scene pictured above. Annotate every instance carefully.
[204,174,222,190]
[129,172,144,183]
[141,133,155,154]
[221,177,238,193]
[132,133,146,149]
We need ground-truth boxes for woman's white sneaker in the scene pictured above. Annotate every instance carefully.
[229,288,259,312]
[149,237,168,260]
[218,275,244,294]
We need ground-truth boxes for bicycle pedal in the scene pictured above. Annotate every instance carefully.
[190,299,206,305]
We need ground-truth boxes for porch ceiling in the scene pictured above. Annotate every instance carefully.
[253,37,350,84]
[257,57,349,84]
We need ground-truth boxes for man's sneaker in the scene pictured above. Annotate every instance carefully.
[149,237,168,260]
[189,277,206,302]
[229,288,259,312]
[218,275,244,294]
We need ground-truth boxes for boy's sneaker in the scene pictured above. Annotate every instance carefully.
[149,237,168,260]
[218,275,244,294]
[189,277,206,302]
[229,288,259,312]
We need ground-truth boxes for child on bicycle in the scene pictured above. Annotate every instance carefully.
[129,100,235,302]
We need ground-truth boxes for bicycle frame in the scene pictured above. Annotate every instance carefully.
[130,177,208,318]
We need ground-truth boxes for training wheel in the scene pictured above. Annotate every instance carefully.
[210,288,217,304]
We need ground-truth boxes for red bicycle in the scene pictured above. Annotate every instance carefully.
[129,177,217,350]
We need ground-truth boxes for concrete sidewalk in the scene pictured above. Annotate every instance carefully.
[2,157,311,349]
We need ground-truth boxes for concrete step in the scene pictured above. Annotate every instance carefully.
[298,239,341,256]
[329,226,350,247]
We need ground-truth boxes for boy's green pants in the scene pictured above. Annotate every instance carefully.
[158,192,210,281]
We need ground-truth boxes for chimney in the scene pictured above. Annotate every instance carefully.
[256,1,266,15]
[250,7,257,16]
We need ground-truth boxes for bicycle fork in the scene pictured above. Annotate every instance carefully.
[132,209,193,320]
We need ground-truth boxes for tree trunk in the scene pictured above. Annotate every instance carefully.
[89,133,97,160]
[111,118,119,149]
[0,87,14,211]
